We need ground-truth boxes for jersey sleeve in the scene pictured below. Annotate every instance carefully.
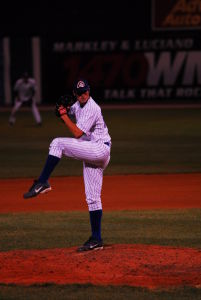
[30,79,37,93]
[68,103,76,116]
[14,80,20,91]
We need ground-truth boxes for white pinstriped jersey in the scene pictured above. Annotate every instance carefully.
[49,96,111,211]
[69,97,111,143]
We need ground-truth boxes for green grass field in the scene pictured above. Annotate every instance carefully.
[1,285,201,300]
[1,210,201,252]
[0,107,201,299]
[0,107,201,178]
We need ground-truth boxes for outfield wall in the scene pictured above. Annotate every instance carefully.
[1,0,201,105]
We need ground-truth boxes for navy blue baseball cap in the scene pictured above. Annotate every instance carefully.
[73,78,90,95]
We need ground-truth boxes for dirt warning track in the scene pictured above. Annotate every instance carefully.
[0,173,201,213]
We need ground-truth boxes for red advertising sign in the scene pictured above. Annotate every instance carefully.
[41,38,201,103]
[152,0,201,30]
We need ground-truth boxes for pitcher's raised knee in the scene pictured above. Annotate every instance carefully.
[49,138,63,158]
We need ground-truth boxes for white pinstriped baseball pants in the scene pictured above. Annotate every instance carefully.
[49,138,111,211]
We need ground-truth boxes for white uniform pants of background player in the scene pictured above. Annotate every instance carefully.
[9,98,41,125]
[49,138,111,211]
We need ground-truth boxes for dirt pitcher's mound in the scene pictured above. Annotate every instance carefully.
[0,244,201,289]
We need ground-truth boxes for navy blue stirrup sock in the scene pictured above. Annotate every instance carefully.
[89,209,102,241]
[38,155,60,183]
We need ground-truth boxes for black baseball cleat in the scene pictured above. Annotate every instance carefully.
[77,236,103,252]
[23,180,51,199]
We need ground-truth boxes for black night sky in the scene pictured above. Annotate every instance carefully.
[0,1,151,38]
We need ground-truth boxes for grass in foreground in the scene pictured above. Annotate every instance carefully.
[0,284,201,300]
[0,108,201,178]
[0,209,201,252]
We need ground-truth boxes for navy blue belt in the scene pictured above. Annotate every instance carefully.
[104,142,111,146]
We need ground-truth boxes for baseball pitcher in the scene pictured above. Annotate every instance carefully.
[23,78,111,252]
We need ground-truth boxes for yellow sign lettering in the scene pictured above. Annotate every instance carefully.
[162,0,201,27]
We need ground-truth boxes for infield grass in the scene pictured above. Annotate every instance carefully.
[0,285,201,300]
[0,210,200,251]
[0,107,201,178]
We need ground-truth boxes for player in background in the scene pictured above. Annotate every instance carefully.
[23,78,111,252]
[9,72,42,126]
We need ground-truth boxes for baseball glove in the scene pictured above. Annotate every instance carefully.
[55,94,76,117]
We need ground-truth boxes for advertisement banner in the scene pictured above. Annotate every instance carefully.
[41,37,201,103]
[152,0,201,31]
